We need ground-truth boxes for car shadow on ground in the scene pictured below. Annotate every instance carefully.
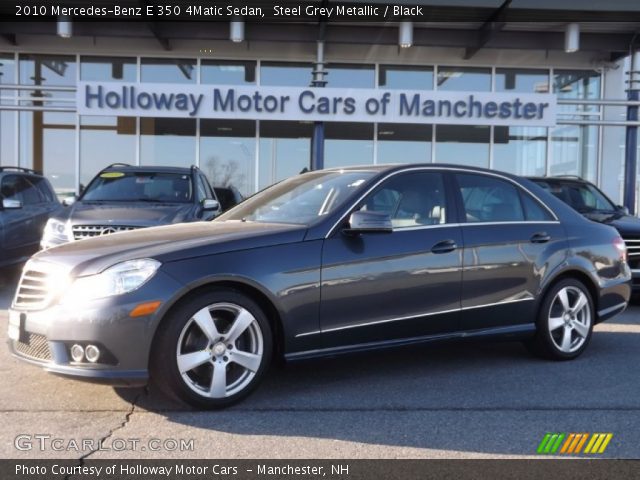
[112,327,640,456]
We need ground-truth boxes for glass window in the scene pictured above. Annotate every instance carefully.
[379,65,433,90]
[495,68,550,93]
[520,192,554,221]
[554,69,601,113]
[534,180,616,213]
[326,64,375,88]
[258,121,313,190]
[456,173,525,223]
[362,172,447,228]
[33,177,56,203]
[0,54,16,165]
[550,125,598,182]
[20,111,76,198]
[437,66,491,92]
[201,60,256,85]
[80,116,136,187]
[141,58,196,84]
[140,118,196,167]
[435,125,490,167]
[83,171,193,203]
[222,170,376,226]
[19,54,76,107]
[80,56,136,82]
[377,123,432,164]
[200,119,256,197]
[324,122,374,169]
[1,176,44,206]
[493,127,547,176]
[261,62,312,87]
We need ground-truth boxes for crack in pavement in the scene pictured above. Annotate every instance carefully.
[62,388,147,480]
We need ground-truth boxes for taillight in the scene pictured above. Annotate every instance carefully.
[613,236,627,262]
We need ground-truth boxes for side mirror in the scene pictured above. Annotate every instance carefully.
[2,198,22,209]
[62,196,76,207]
[344,210,393,235]
[616,205,630,215]
[202,199,221,212]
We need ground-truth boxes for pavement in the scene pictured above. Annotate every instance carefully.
[0,268,639,459]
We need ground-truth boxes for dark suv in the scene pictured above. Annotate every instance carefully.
[529,176,640,291]
[0,167,60,268]
[41,164,221,249]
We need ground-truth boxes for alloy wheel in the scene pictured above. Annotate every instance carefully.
[176,302,264,398]
[548,286,592,353]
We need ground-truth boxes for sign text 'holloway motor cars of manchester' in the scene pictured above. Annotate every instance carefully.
[77,82,557,126]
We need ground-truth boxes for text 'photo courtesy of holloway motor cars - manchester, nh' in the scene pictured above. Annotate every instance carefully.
[1,1,640,479]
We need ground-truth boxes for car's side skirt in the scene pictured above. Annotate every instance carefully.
[285,323,536,361]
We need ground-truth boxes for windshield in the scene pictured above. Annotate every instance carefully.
[534,180,616,213]
[82,172,193,203]
[220,170,376,226]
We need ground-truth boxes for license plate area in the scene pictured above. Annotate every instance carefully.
[8,310,26,343]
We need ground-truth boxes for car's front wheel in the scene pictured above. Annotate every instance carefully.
[151,289,272,409]
[527,278,594,360]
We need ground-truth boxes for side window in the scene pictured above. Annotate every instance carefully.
[18,177,44,206]
[456,174,525,223]
[0,175,20,201]
[520,191,554,221]
[196,176,209,201]
[361,172,447,229]
[201,175,215,199]
[32,177,55,203]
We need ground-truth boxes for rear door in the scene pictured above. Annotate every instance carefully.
[452,172,567,330]
[0,175,43,262]
[319,170,463,348]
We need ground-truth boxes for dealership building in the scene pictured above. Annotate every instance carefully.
[1,1,640,210]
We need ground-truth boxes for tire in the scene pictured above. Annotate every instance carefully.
[526,278,595,361]
[150,288,272,409]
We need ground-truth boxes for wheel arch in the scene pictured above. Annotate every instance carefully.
[539,267,600,316]
[149,278,286,365]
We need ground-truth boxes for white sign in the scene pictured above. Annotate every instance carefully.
[78,82,557,127]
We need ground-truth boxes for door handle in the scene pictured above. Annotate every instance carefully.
[530,232,551,244]
[431,239,457,254]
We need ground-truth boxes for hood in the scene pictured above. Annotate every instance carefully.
[58,201,195,226]
[583,212,640,236]
[32,220,306,277]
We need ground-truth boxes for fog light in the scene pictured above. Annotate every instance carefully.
[85,344,100,363]
[70,344,84,362]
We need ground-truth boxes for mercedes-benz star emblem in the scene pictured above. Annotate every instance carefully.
[100,227,117,236]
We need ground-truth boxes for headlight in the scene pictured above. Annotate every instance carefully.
[42,218,72,247]
[60,259,161,304]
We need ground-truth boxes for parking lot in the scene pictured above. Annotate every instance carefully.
[0,270,639,460]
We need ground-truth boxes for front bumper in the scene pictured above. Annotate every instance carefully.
[7,271,183,386]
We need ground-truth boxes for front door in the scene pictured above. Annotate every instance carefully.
[320,170,463,348]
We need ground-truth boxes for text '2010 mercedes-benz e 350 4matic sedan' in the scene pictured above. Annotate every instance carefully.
[7,164,631,409]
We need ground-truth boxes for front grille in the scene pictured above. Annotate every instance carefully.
[14,269,49,310]
[72,225,139,240]
[13,261,69,311]
[624,237,640,269]
[13,333,52,362]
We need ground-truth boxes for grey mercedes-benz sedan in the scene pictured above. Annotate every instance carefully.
[7,164,631,409]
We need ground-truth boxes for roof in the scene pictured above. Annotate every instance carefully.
[101,164,196,174]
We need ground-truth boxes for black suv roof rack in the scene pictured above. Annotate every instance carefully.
[104,163,132,169]
[0,166,40,175]
[553,175,584,180]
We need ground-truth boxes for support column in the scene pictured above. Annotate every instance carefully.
[310,39,327,171]
[624,51,640,214]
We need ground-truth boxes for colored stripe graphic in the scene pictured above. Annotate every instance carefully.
[540,433,613,455]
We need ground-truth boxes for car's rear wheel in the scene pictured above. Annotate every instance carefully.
[151,289,272,409]
[527,278,594,360]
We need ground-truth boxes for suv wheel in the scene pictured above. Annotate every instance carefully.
[527,278,594,360]
[151,289,272,409]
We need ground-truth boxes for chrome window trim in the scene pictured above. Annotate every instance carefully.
[295,297,534,338]
[324,166,559,239]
